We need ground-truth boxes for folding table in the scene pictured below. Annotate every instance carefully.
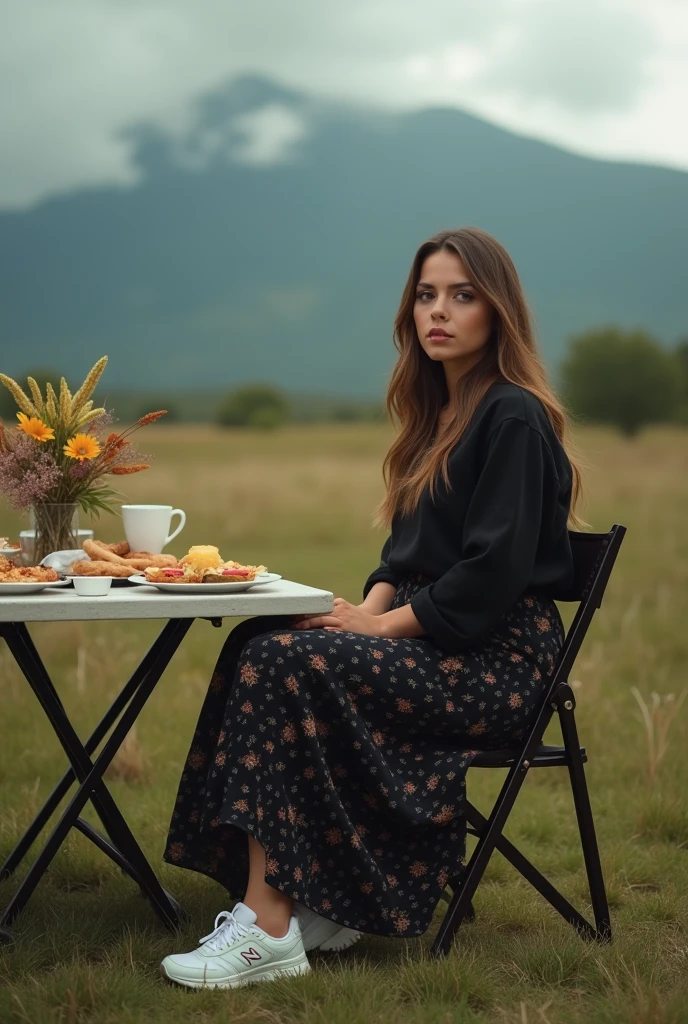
[0,579,334,942]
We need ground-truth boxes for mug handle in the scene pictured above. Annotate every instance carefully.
[165,509,186,547]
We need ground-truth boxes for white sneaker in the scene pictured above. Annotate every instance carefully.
[294,902,361,953]
[160,902,310,989]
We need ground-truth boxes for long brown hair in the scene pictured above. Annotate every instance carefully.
[373,226,585,529]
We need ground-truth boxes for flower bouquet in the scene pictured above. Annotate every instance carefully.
[0,356,166,562]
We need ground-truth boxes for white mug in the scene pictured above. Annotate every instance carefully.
[121,505,186,554]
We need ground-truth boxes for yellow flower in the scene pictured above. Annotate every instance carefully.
[63,433,102,461]
[16,412,55,443]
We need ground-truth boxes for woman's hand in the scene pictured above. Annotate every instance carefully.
[291,598,388,636]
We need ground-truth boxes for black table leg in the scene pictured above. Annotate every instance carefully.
[11,622,188,921]
[0,618,192,932]
[1,621,188,882]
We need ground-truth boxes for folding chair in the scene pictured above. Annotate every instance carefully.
[432,524,626,957]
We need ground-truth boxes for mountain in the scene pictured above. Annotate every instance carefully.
[1,75,686,397]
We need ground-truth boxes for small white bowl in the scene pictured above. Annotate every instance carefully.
[72,576,113,597]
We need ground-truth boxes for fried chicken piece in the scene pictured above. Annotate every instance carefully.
[124,552,178,567]
[104,541,130,557]
[0,555,12,573]
[82,540,178,571]
[70,560,136,578]
[1,565,59,583]
[83,539,127,564]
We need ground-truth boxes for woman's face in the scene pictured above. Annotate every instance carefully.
[413,249,494,379]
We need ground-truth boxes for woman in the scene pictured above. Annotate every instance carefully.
[160,227,583,989]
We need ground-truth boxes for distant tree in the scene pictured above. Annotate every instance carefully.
[674,338,688,424]
[217,384,289,430]
[331,403,360,423]
[560,328,679,437]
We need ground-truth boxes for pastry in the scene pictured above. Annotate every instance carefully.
[82,539,178,570]
[179,545,223,570]
[106,541,131,557]
[70,560,137,578]
[125,552,178,568]
[83,539,127,564]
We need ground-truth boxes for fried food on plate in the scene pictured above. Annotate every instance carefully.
[222,559,267,577]
[0,555,12,573]
[144,567,202,584]
[106,541,130,557]
[0,564,59,583]
[82,539,177,570]
[176,544,268,580]
[144,559,268,584]
[70,560,137,578]
[125,552,177,568]
[83,539,126,564]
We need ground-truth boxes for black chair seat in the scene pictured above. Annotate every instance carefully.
[471,743,587,768]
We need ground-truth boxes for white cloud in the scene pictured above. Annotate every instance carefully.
[232,104,310,166]
[0,0,686,210]
[476,0,653,113]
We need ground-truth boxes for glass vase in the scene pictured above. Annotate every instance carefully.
[28,503,80,564]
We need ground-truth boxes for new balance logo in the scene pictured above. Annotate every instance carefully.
[241,947,262,966]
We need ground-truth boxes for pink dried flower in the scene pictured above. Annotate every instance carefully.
[0,433,62,508]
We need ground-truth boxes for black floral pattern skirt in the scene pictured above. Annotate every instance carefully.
[163,574,564,937]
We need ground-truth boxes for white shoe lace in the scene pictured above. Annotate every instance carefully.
[199,910,251,953]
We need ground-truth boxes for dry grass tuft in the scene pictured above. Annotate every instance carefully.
[103,726,149,784]
[630,688,687,786]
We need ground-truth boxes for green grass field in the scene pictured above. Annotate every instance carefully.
[1,422,688,1024]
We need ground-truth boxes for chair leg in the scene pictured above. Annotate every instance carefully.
[559,689,611,942]
[432,759,532,957]
[466,802,596,939]
[432,879,477,957]
[442,875,476,920]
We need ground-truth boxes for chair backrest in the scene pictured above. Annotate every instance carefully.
[526,524,626,751]
[552,526,626,683]
[553,529,624,607]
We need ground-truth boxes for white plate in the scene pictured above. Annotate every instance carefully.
[0,578,72,595]
[128,572,282,594]
[0,547,21,556]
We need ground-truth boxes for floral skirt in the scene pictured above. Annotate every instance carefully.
[163,574,564,937]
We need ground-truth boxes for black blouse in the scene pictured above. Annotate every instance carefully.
[362,381,575,653]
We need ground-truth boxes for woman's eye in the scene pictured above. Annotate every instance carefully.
[416,291,433,301]
[456,291,474,301]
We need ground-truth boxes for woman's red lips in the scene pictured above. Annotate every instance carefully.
[428,329,451,338]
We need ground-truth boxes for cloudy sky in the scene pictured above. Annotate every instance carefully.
[2,0,687,210]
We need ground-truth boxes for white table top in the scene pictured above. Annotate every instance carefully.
[0,578,334,623]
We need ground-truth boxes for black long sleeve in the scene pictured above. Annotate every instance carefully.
[362,382,574,652]
[362,535,403,593]
[411,418,552,648]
